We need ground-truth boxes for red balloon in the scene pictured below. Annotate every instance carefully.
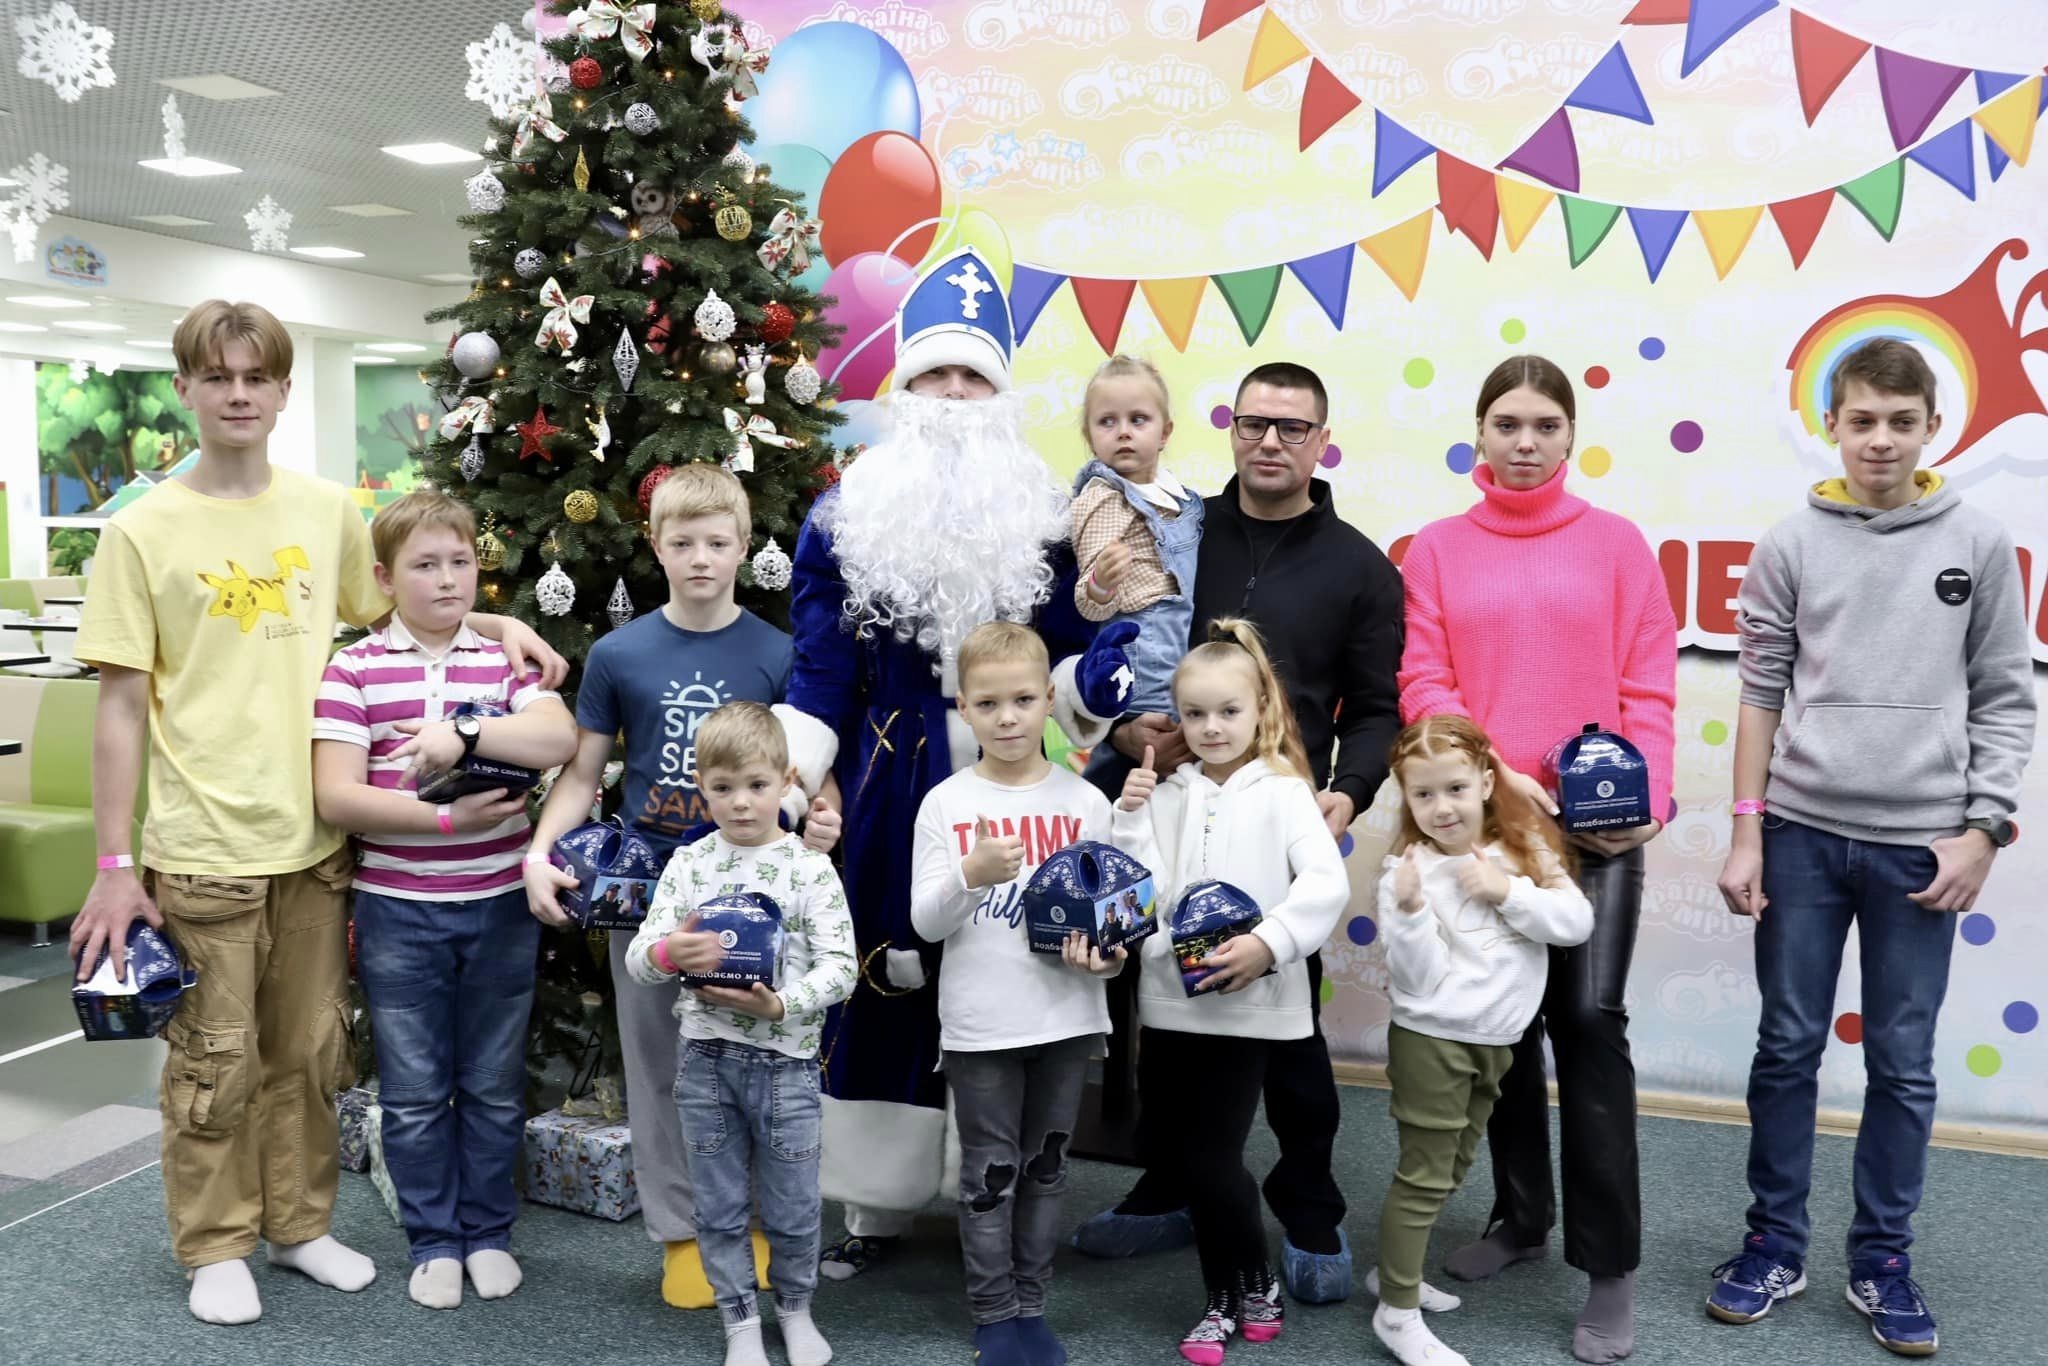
[819,132,942,265]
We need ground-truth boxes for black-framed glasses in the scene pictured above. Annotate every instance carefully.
[1231,415,1321,445]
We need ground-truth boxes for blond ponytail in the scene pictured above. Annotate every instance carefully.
[1173,618,1312,780]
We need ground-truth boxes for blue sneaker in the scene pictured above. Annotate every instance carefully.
[1069,1205,1195,1259]
[1706,1232,1807,1324]
[1013,1314,1067,1366]
[1281,1229,1352,1304]
[974,1319,1030,1366]
[1847,1256,1939,1356]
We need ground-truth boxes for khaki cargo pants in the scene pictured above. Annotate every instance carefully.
[149,846,356,1268]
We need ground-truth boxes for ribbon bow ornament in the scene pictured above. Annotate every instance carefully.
[567,1,655,60]
[757,207,821,275]
[437,395,495,441]
[535,277,594,354]
[510,91,569,159]
[690,24,771,101]
[721,407,796,474]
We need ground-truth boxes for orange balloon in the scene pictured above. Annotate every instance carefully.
[819,131,942,265]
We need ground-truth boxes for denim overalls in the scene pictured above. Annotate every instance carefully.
[1071,459,1204,717]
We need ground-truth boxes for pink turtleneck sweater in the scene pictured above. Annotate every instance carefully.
[1397,463,1678,821]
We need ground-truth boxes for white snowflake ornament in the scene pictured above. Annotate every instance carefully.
[68,357,90,383]
[694,289,736,343]
[8,214,38,264]
[4,152,70,224]
[783,353,821,405]
[465,21,536,119]
[15,2,115,104]
[536,561,576,616]
[750,538,792,592]
[464,170,505,213]
[161,93,185,163]
[606,577,634,628]
[244,195,292,253]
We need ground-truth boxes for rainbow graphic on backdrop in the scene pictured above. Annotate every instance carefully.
[1785,304,1979,443]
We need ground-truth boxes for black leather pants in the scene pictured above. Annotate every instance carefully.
[1479,845,1644,1276]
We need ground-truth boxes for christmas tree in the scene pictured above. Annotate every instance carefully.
[417,1,844,1100]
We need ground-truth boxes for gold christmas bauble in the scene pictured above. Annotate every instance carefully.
[477,530,507,571]
[564,489,600,523]
[690,0,720,20]
[714,202,752,241]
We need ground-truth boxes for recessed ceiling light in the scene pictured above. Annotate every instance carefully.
[330,202,412,218]
[6,294,91,309]
[138,156,241,177]
[159,74,281,100]
[381,142,482,166]
[353,355,396,365]
[422,272,473,283]
[134,213,213,227]
[57,320,127,332]
[290,245,366,259]
[0,321,49,333]
[130,340,173,349]
[363,342,427,353]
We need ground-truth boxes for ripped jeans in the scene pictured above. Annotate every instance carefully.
[943,1034,1100,1325]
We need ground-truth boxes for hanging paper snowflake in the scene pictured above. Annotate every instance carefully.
[4,152,70,224]
[8,215,38,264]
[750,538,792,592]
[464,169,505,213]
[14,2,116,104]
[612,328,639,391]
[244,195,292,253]
[624,102,658,136]
[464,21,536,120]
[606,577,635,628]
[514,247,547,279]
[536,561,576,616]
[68,356,90,383]
[694,289,736,343]
[161,93,185,163]
[784,353,821,405]
[460,433,485,481]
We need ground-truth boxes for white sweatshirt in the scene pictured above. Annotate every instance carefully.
[910,765,1117,1053]
[1111,759,1350,1041]
[1375,842,1594,1047]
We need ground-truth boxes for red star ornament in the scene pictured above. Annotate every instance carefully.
[517,406,562,461]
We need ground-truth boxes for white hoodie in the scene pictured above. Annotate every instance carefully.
[1112,759,1349,1041]
[1376,842,1593,1047]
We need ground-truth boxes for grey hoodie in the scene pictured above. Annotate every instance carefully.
[1736,474,2036,845]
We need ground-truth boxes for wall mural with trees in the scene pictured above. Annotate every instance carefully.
[34,363,196,516]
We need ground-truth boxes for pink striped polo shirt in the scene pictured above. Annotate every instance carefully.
[312,618,555,901]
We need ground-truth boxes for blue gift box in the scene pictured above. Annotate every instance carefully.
[1542,723,1652,832]
[1022,840,1159,956]
[72,922,196,1041]
[1169,879,1271,996]
[553,819,664,929]
[523,1107,640,1220]
[677,892,786,990]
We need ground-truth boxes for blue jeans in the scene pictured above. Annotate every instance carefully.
[676,1037,823,1323]
[354,887,538,1264]
[1744,817,1955,1267]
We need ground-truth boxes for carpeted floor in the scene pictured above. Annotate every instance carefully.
[1,1086,2042,1366]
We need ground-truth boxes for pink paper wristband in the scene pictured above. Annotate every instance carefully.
[96,854,134,871]
[653,938,678,976]
[1731,799,1767,817]
[436,805,455,836]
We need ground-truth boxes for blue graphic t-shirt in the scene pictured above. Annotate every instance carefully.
[576,607,793,851]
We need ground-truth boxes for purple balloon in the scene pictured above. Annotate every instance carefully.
[815,252,918,402]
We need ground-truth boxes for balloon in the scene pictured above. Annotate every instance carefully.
[744,23,920,163]
[820,132,942,266]
[814,252,918,403]
[919,206,1013,293]
[753,141,835,289]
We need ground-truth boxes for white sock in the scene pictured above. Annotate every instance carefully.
[188,1259,262,1326]
[1373,1302,1471,1366]
[266,1234,377,1292]
[409,1259,463,1310]
[778,1305,834,1366]
[724,1318,771,1366]
[465,1249,523,1300]
[1366,1267,1463,1312]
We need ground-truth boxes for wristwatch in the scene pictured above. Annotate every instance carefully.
[1964,816,2018,848]
[453,713,482,758]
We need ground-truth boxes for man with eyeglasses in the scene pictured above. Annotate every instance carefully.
[1074,361,1405,1306]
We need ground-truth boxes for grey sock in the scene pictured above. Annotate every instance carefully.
[1573,1272,1635,1364]
[1442,1228,1546,1283]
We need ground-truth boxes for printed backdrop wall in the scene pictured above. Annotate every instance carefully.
[722,0,2048,1131]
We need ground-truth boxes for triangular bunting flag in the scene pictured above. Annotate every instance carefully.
[1622,0,1689,23]
[1875,47,1969,149]
[1497,177,1556,252]
[1243,9,1309,89]
[1437,155,1499,259]
[1359,210,1433,302]
[1627,206,1691,281]
[1974,76,2040,168]
[1197,0,1264,41]
[1213,266,1285,344]
[1499,108,1581,191]
[1768,190,1834,267]
[1071,277,1137,354]
[1975,70,2026,102]
[1837,159,1906,240]
[1286,245,1356,328]
[1567,43,1655,124]
[1986,130,2013,182]
[1907,118,1977,199]
[1560,197,1623,268]
[1692,205,1763,279]
[1682,0,1779,79]
[1008,265,1066,344]
[1300,60,1362,150]
[1789,10,1870,125]
[1372,111,1436,196]
[1139,278,1207,353]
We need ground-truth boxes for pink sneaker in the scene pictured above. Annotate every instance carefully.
[1238,1273,1285,1344]
[1179,1289,1237,1366]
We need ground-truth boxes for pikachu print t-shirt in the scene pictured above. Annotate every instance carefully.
[77,469,387,875]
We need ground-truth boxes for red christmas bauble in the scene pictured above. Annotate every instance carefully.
[570,56,603,89]
[638,465,676,513]
[817,460,842,488]
[758,302,796,346]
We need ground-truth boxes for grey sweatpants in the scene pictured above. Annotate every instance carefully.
[942,1034,1099,1325]
[610,930,697,1241]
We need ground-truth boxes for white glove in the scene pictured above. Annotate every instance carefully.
[883,948,928,991]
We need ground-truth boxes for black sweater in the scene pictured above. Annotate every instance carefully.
[1191,476,1405,812]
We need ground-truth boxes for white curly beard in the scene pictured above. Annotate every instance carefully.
[822,391,1069,675]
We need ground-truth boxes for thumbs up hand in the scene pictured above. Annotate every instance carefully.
[800,794,842,853]
[1119,745,1159,812]
[963,814,1026,888]
[1393,847,1425,913]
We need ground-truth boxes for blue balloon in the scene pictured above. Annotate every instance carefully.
[754,142,835,289]
[745,23,920,162]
